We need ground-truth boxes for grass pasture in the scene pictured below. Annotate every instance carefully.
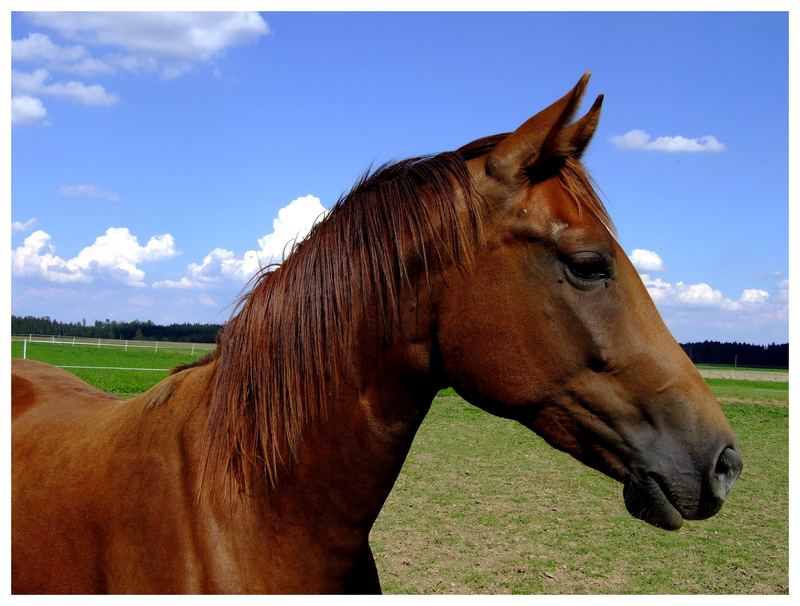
[10,343,788,593]
[371,396,787,594]
[704,378,788,404]
[10,340,201,397]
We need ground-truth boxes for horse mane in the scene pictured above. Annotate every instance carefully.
[196,133,613,498]
[198,148,486,497]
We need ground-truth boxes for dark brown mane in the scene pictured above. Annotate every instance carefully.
[198,148,486,496]
[197,136,613,497]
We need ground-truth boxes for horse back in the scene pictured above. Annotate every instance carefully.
[12,358,121,419]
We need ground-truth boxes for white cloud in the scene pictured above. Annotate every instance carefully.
[740,288,770,305]
[13,32,85,63]
[11,95,48,125]
[634,248,779,318]
[256,195,328,264]
[12,230,86,284]
[12,227,177,287]
[12,68,118,106]
[638,266,785,342]
[154,247,257,289]
[634,248,786,330]
[610,129,650,150]
[60,184,121,202]
[21,12,269,79]
[676,281,734,308]
[11,13,268,127]
[155,194,328,289]
[12,32,114,76]
[69,228,176,285]
[647,135,725,153]
[151,276,193,289]
[12,218,38,233]
[639,275,774,313]
[610,129,725,153]
[629,248,664,273]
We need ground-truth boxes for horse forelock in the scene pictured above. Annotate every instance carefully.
[557,156,616,238]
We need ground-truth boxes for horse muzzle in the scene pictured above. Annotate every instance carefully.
[622,443,743,530]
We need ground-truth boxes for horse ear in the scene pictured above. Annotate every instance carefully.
[557,94,604,159]
[486,73,591,184]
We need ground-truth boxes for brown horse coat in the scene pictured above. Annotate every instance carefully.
[12,74,741,594]
[13,359,393,592]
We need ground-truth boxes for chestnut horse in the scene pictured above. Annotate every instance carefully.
[12,74,742,594]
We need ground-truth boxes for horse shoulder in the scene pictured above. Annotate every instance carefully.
[12,361,215,593]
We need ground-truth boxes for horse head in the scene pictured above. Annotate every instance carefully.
[435,74,742,530]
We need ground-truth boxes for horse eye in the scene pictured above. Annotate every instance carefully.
[566,252,611,281]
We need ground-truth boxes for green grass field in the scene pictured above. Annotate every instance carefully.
[11,342,788,593]
[10,341,201,397]
[704,378,788,403]
[371,396,787,594]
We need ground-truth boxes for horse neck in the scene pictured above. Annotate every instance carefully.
[269,280,441,535]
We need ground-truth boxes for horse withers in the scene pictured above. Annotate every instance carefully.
[12,73,741,593]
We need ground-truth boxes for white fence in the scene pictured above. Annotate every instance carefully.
[12,334,216,371]
[12,334,216,355]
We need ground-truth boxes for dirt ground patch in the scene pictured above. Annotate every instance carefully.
[698,368,788,382]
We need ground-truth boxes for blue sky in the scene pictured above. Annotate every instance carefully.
[10,11,788,344]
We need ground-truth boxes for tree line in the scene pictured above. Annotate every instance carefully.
[11,315,222,344]
[681,340,788,369]
[11,315,789,368]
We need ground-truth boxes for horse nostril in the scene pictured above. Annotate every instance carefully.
[587,356,607,373]
[713,446,743,497]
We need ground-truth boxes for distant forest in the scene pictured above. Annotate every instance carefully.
[11,315,221,344]
[681,341,788,369]
[11,315,789,368]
